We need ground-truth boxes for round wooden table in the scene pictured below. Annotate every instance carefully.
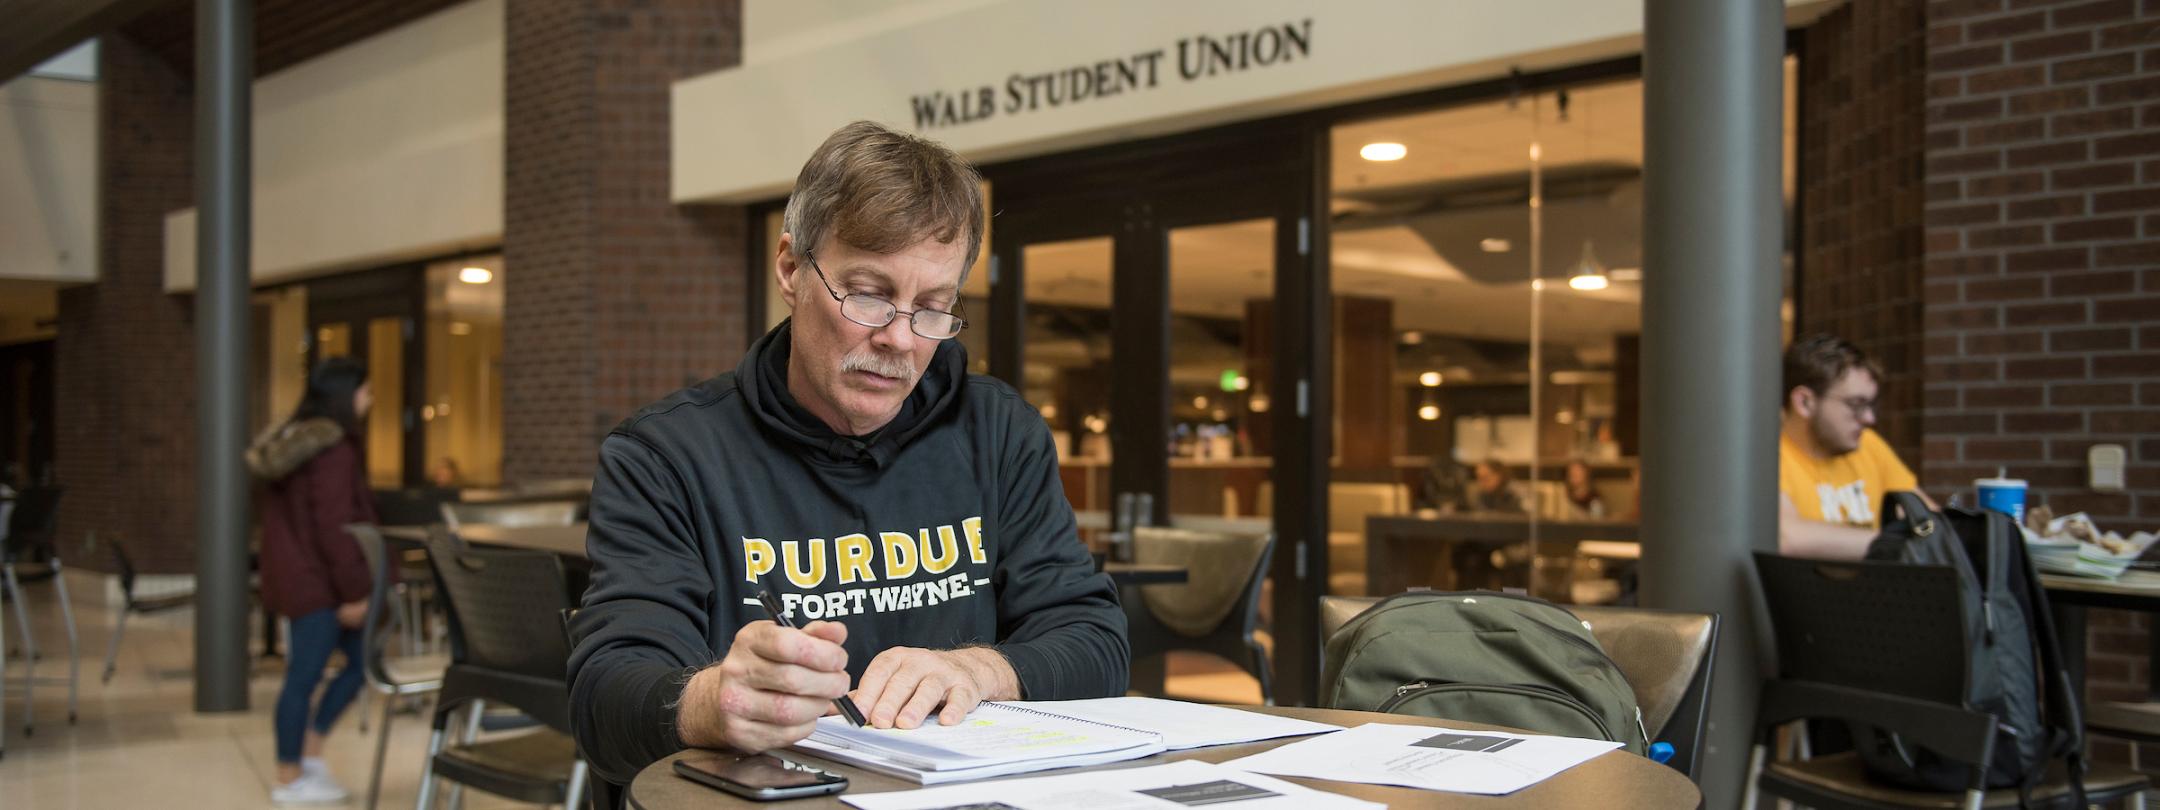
[627,706,1702,809]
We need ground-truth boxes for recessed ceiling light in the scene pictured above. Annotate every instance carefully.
[1417,404,1441,421]
[1359,142,1407,162]
[1480,238,1512,253]
[1568,273,1610,291]
[458,266,493,285]
[1419,371,1443,387]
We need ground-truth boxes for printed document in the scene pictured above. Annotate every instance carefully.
[1222,722,1622,795]
[838,759,1383,810]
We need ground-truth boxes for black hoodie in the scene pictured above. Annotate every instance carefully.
[567,320,1129,784]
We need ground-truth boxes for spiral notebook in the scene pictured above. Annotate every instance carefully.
[794,701,1167,784]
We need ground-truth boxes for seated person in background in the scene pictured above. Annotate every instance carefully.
[566,121,1127,788]
[1419,460,1474,513]
[1777,334,1930,560]
[425,457,463,488]
[1561,460,1606,520]
[1471,459,1526,514]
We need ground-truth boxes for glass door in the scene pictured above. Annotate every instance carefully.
[983,123,1320,701]
[306,265,426,489]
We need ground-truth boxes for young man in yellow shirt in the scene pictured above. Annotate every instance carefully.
[1777,335,1931,559]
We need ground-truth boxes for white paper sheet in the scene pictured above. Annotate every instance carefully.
[1003,697,1342,750]
[1221,722,1623,795]
[838,760,1383,810]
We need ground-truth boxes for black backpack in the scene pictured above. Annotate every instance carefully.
[1859,492,2084,801]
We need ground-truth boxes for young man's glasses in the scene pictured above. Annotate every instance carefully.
[804,250,967,340]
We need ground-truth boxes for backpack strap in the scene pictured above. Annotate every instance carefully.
[1999,510,2087,806]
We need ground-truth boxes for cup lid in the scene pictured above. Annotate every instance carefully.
[1975,477,2027,487]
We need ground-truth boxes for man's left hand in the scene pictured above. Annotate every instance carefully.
[851,646,1019,729]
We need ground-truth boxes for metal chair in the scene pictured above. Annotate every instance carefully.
[1744,553,2148,810]
[1124,526,1275,703]
[438,501,580,532]
[98,536,195,685]
[1,486,80,751]
[349,525,450,810]
[1317,593,1720,781]
[415,527,587,810]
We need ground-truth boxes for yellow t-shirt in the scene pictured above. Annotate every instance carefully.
[1779,429,1918,528]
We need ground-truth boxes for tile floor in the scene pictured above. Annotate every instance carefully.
[0,569,1264,809]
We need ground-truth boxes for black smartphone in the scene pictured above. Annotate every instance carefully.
[673,753,848,801]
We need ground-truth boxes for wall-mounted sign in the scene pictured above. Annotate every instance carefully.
[673,0,1668,204]
[910,19,1312,130]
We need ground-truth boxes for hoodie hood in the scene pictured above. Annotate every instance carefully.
[736,318,966,468]
[245,418,348,481]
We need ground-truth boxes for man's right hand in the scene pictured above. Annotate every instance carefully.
[675,620,851,753]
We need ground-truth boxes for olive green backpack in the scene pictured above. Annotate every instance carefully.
[1320,591,1648,755]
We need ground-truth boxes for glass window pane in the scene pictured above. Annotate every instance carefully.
[365,316,403,488]
[1165,218,1274,524]
[316,323,351,359]
[424,256,505,488]
[1024,236,1112,526]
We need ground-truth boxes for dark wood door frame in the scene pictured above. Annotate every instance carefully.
[303,263,427,488]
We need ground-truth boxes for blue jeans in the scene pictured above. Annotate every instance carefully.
[274,607,366,764]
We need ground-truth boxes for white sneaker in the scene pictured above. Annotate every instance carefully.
[271,772,351,805]
[300,758,346,793]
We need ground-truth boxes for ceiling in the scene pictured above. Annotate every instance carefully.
[120,0,465,78]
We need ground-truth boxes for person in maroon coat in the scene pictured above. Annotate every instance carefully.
[246,357,378,805]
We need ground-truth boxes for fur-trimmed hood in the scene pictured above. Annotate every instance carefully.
[245,418,348,481]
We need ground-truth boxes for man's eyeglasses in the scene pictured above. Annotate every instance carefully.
[804,250,967,340]
[1835,396,1877,416]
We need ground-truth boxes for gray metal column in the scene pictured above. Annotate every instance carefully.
[1640,0,1783,806]
[195,0,253,713]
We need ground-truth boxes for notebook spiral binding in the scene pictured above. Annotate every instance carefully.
[987,702,1161,739]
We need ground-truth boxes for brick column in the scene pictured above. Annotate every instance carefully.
[1924,0,2160,763]
[502,0,746,480]
[1797,0,1929,466]
[52,31,199,573]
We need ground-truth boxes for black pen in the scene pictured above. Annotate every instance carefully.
[756,589,868,727]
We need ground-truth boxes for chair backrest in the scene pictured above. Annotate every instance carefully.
[1327,482,1407,535]
[1132,526,1271,638]
[423,527,575,683]
[372,486,460,526]
[346,523,404,688]
[1319,594,1382,645]
[439,500,581,531]
[3,485,61,559]
[1574,605,1719,780]
[1752,553,1970,705]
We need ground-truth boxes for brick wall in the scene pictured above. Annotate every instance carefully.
[1923,0,2160,762]
[502,0,746,480]
[1923,0,2158,531]
[52,30,198,574]
[1799,0,1930,465]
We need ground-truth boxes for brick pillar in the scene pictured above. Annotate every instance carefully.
[52,31,198,573]
[502,0,746,480]
[1924,0,2160,764]
[1797,0,1929,466]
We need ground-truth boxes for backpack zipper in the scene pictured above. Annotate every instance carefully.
[1382,680,1617,742]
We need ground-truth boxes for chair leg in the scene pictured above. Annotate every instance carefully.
[367,690,395,810]
[414,723,447,810]
[103,603,130,684]
[5,563,35,735]
[1739,743,1766,810]
[445,700,485,810]
[565,759,590,810]
[49,558,79,724]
